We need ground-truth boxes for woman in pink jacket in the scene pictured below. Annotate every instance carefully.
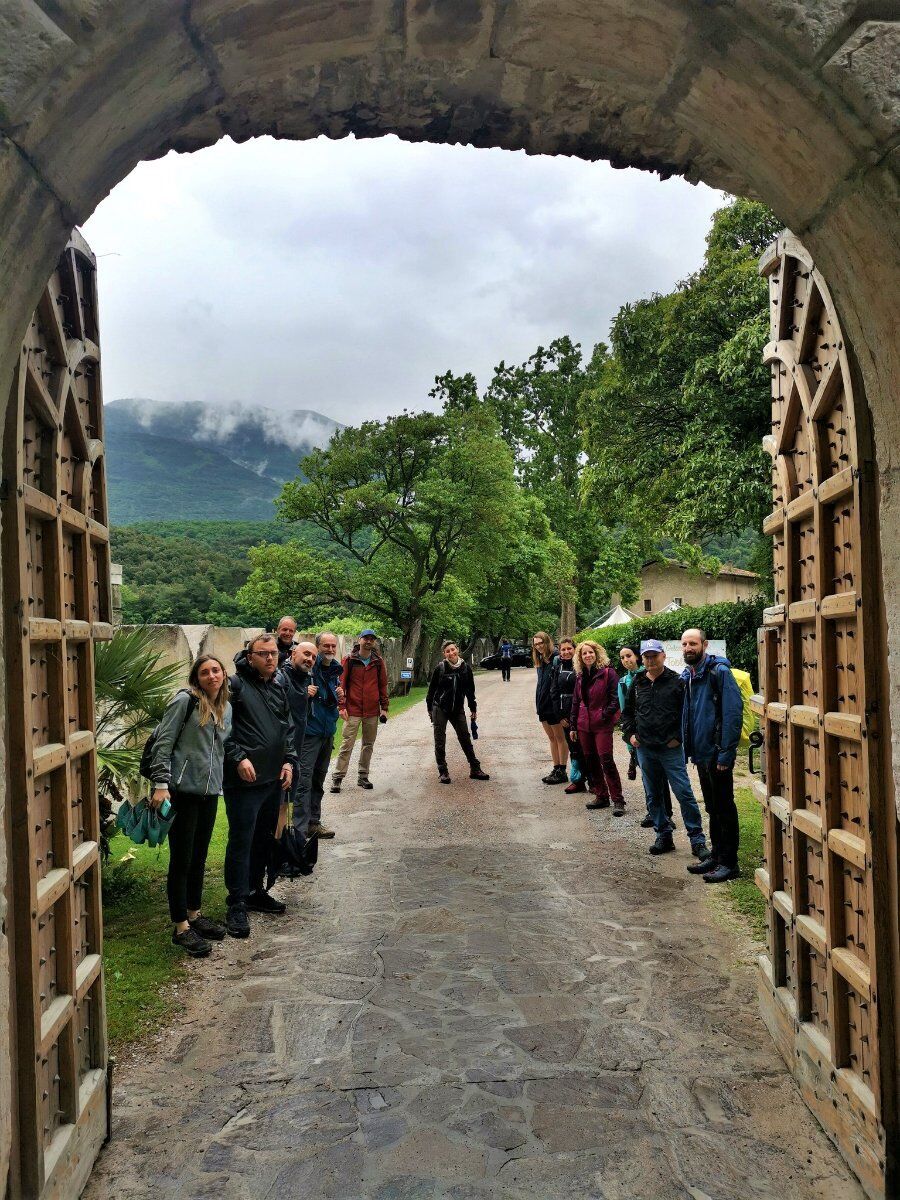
[569,640,624,816]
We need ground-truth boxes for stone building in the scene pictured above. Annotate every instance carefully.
[628,558,761,616]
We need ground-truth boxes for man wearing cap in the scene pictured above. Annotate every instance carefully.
[331,629,389,793]
[621,639,708,859]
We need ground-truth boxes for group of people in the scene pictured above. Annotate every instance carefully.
[531,627,743,884]
[144,619,743,958]
[146,617,393,957]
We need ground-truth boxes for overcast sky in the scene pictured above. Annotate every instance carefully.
[82,135,724,425]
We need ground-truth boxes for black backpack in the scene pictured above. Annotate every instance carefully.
[139,694,198,780]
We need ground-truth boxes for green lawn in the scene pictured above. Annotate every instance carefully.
[103,686,428,1051]
[724,784,767,940]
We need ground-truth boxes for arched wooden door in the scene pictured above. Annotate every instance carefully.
[3,232,111,1197]
[755,233,897,1199]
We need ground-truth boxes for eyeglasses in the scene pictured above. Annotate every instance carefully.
[253,650,279,659]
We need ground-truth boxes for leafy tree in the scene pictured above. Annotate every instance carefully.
[434,337,638,625]
[239,409,523,666]
[580,198,782,554]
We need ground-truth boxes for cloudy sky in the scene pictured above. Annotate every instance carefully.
[82,135,724,425]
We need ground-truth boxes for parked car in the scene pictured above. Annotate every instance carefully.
[480,644,533,670]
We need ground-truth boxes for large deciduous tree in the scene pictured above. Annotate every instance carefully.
[580,198,782,560]
[434,336,630,629]
[237,409,524,667]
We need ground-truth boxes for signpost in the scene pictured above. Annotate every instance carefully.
[399,667,413,697]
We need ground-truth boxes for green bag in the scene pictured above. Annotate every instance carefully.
[115,797,175,848]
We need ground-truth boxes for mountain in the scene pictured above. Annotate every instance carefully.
[104,399,341,523]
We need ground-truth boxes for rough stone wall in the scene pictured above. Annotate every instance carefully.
[0,2,897,1193]
[120,626,493,687]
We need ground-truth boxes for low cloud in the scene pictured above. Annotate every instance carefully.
[83,135,725,426]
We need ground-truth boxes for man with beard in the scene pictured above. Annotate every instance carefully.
[680,627,743,883]
[223,633,296,937]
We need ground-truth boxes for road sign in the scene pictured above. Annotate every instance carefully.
[405,657,414,668]
[399,670,413,680]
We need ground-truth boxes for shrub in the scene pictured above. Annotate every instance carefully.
[577,598,766,681]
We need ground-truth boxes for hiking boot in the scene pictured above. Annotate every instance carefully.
[627,759,638,781]
[585,797,610,810]
[309,822,336,839]
[640,815,655,829]
[330,780,342,793]
[612,800,626,817]
[704,864,740,884]
[542,765,567,785]
[358,780,374,790]
[565,780,586,794]
[648,832,675,855]
[690,841,710,860]
[189,914,225,941]
[470,768,490,781]
[687,855,717,875]
[246,890,287,914]
[225,905,250,939]
[439,769,452,784]
[172,927,211,957]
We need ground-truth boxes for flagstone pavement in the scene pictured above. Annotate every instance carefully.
[84,670,863,1200]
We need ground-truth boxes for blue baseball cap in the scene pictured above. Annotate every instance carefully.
[640,638,665,655]
[359,628,378,639]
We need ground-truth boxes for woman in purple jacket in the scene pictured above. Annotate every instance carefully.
[569,640,624,816]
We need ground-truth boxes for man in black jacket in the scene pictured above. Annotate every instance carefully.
[277,640,317,828]
[621,639,707,858]
[426,641,490,785]
[223,634,297,938]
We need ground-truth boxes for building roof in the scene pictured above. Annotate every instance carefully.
[641,557,759,580]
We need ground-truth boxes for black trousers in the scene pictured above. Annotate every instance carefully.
[500,661,511,681]
[166,792,219,923]
[433,708,480,771]
[696,761,739,869]
[223,778,283,906]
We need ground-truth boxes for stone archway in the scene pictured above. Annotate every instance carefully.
[0,1,897,1195]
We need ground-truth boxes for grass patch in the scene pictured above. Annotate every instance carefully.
[103,687,428,1052]
[724,785,766,940]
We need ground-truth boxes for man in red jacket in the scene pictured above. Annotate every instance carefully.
[330,629,389,792]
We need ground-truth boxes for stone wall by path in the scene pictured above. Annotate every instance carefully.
[122,625,495,690]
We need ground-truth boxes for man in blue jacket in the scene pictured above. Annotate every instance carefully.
[681,627,743,883]
[294,631,343,839]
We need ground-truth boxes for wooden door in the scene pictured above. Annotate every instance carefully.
[754,233,897,1199]
[3,232,111,1198]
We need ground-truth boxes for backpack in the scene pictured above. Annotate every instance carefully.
[139,693,198,780]
[707,659,756,749]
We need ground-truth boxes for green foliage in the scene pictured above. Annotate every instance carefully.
[111,520,350,625]
[581,198,782,551]
[435,337,644,615]
[727,786,767,940]
[94,626,184,772]
[242,409,527,660]
[576,598,766,680]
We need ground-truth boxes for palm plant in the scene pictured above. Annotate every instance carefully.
[94,628,185,849]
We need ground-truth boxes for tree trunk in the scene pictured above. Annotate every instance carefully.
[559,595,576,638]
[401,617,424,685]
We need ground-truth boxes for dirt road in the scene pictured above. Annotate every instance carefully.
[86,669,862,1199]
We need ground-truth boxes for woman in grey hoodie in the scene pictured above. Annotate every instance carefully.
[148,655,232,957]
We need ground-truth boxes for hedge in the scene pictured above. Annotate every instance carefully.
[576,598,766,681]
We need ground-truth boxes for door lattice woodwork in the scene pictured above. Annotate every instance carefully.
[4,232,111,1198]
[754,233,896,1199]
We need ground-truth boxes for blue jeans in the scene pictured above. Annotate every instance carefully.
[636,744,705,844]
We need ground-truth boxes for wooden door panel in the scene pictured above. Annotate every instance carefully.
[756,233,895,1199]
[4,232,110,1199]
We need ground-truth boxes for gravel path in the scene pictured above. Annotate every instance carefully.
[86,670,862,1199]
